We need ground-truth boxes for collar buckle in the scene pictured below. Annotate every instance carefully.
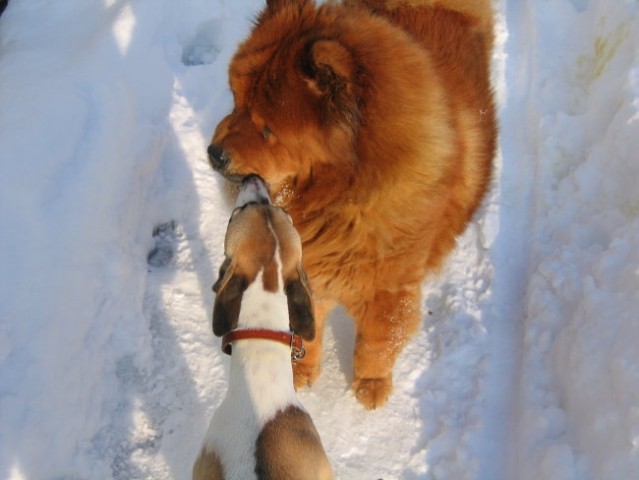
[221,329,305,362]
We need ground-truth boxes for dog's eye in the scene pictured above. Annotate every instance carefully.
[262,125,272,140]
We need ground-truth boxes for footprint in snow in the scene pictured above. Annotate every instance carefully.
[147,220,177,268]
[181,19,223,66]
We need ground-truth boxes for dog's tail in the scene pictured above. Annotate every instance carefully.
[354,0,492,21]
[348,0,494,49]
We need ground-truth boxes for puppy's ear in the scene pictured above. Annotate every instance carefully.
[212,257,233,294]
[302,39,360,128]
[285,264,315,341]
[212,257,247,337]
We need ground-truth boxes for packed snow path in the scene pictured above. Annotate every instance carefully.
[0,0,637,479]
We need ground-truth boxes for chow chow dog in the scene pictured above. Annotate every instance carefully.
[208,0,497,409]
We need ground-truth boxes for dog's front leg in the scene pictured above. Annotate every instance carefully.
[293,298,335,389]
[350,287,422,409]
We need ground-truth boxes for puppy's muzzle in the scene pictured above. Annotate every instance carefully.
[236,175,272,208]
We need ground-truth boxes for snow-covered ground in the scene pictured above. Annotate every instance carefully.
[0,0,637,478]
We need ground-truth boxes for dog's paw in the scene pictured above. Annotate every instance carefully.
[293,361,321,389]
[352,376,392,410]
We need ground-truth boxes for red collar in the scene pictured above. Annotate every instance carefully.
[221,329,306,361]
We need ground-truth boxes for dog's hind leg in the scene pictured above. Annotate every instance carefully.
[349,286,422,409]
[293,298,335,389]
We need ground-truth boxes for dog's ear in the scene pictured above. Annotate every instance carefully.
[212,257,247,337]
[261,0,307,19]
[302,39,360,129]
[285,264,315,341]
[265,0,291,11]
[212,256,234,294]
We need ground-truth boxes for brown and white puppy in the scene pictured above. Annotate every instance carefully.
[193,175,333,480]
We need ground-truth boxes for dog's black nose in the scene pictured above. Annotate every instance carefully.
[207,144,228,170]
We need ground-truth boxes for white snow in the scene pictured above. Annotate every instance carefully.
[0,0,637,479]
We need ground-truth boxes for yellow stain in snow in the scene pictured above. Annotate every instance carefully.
[577,19,629,84]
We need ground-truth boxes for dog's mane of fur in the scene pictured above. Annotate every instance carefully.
[211,0,497,409]
[228,0,495,294]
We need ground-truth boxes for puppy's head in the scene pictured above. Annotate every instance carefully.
[212,175,315,340]
[207,0,360,201]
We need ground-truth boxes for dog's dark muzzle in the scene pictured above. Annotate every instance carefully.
[236,174,272,208]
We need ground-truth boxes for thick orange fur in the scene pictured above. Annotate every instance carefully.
[209,0,497,409]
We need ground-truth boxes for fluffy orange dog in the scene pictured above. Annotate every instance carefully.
[208,0,496,409]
